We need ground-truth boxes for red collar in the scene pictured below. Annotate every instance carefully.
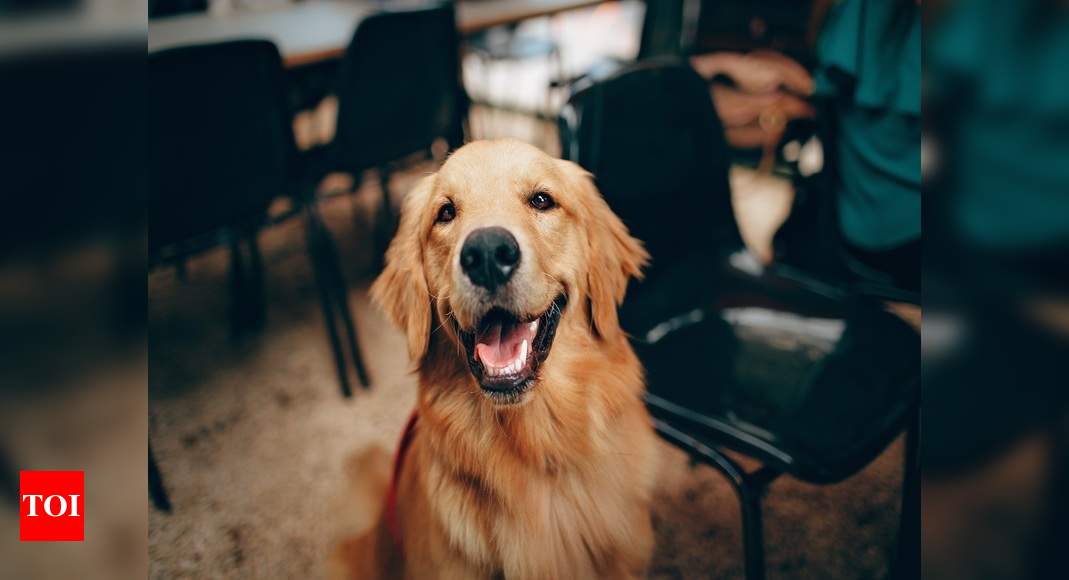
[385,412,419,554]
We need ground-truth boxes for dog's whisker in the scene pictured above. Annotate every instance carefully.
[430,307,459,336]
[542,272,563,285]
[549,299,562,320]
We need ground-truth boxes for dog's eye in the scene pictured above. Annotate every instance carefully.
[435,202,456,224]
[529,191,555,211]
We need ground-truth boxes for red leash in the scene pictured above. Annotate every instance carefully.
[384,411,419,554]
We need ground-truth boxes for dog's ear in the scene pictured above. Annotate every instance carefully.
[371,175,436,363]
[558,160,649,340]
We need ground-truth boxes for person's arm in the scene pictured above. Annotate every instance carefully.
[689,51,814,96]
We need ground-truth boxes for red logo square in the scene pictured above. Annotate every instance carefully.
[19,471,84,542]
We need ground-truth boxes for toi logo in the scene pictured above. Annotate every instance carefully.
[19,471,84,542]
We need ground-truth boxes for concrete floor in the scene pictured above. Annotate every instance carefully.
[148,139,904,578]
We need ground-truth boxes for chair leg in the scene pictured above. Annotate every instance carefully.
[314,207,370,389]
[653,419,777,580]
[479,55,494,139]
[336,292,370,389]
[1,444,17,511]
[1030,417,1069,579]
[175,257,188,283]
[373,168,395,273]
[246,230,267,331]
[544,40,565,149]
[738,468,780,580]
[227,235,248,337]
[892,412,920,579]
[227,231,266,335]
[149,443,171,512]
[305,207,353,397]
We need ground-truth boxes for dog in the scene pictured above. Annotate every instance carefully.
[332,139,657,579]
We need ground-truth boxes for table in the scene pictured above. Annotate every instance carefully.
[457,0,605,32]
[149,0,607,67]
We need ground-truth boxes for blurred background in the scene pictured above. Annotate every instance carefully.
[0,0,1064,579]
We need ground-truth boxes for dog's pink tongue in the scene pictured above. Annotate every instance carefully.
[475,321,536,367]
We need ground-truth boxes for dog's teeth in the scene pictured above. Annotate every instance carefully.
[529,320,538,333]
[519,339,529,364]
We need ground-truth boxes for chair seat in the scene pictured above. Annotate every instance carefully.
[631,250,920,483]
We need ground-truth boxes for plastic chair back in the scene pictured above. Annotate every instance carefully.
[332,3,468,172]
[149,40,294,254]
[560,59,743,267]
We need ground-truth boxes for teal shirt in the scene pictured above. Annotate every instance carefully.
[929,0,1069,250]
[815,0,922,250]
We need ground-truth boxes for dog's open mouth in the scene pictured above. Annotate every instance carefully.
[457,295,567,404]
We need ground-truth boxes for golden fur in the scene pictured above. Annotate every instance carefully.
[332,140,657,579]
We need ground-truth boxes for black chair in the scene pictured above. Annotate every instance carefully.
[150,40,369,398]
[308,2,468,265]
[149,0,207,19]
[148,444,171,513]
[559,0,701,89]
[560,60,919,580]
[637,0,702,59]
[149,40,374,512]
[0,444,16,511]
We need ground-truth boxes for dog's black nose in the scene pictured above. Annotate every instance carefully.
[461,226,520,292]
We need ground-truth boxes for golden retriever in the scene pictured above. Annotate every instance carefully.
[332,139,657,579]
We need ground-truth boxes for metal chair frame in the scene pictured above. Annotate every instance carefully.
[560,59,920,579]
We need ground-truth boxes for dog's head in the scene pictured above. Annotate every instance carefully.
[372,140,648,405]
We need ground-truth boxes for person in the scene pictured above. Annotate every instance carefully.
[691,0,921,292]
[689,50,815,166]
[809,0,922,292]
